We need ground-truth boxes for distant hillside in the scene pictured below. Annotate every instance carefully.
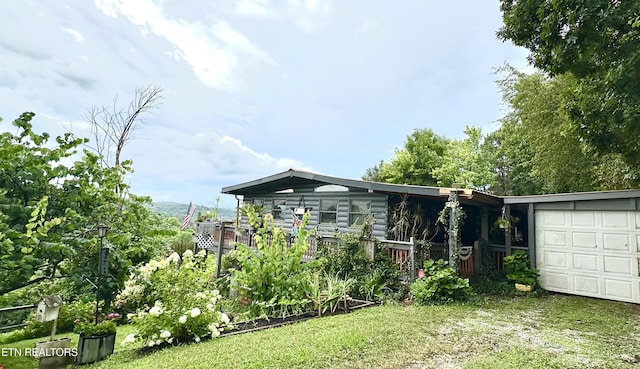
[151,201,238,222]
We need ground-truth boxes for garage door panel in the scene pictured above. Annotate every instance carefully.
[544,230,567,246]
[603,256,631,275]
[573,253,598,272]
[604,279,633,299]
[601,211,630,228]
[542,211,567,225]
[543,250,568,268]
[602,233,630,251]
[572,211,596,227]
[574,275,599,294]
[572,232,598,248]
[543,272,569,290]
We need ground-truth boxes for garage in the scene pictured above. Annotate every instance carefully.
[504,191,640,304]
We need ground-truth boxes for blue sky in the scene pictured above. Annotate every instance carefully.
[0,1,530,207]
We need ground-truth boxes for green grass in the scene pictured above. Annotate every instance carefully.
[1,295,638,369]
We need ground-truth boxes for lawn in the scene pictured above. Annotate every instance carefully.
[1,294,638,369]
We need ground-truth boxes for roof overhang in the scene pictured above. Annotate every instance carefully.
[221,169,502,206]
[503,189,640,204]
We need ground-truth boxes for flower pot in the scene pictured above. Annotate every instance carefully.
[76,332,116,365]
[515,283,533,292]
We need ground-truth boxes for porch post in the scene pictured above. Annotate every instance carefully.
[504,204,512,256]
[477,206,489,272]
[527,203,535,268]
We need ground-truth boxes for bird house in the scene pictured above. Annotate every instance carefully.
[36,295,62,322]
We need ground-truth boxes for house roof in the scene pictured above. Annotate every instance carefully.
[221,169,502,206]
[503,189,640,204]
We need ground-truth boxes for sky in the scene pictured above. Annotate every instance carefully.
[0,0,531,208]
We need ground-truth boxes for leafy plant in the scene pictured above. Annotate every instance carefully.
[121,250,233,346]
[230,206,313,318]
[410,259,473,305]
[503,250,539,287]
[73,317,117,337]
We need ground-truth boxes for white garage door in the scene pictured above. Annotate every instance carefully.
[535,210,640,303]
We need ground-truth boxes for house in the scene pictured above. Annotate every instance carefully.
[221,169,640,304]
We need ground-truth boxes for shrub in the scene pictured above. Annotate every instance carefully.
[123,250,233,346]
[316,232,402,302]
[503,250,539,286]
[230,207,313,318]
[410,259,473,305]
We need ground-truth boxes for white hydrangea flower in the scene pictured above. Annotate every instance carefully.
[212,289,220,296]
[148,341,155,347]
[206,303,214,312]
[167,337,174,344]
[182,249,193,258]
[179,315,188,324]
[160,330,171,339]
[190,308,201,318]
[211,328,221,337]
[149,306,162,317]
[121,333,136,346]
[210,296,218,304]
[194,336,201,343]
[168,252,180,264]
[196,249,207,258]
[195,292,206,299]
[208,322,218,333]
[220,313,230,324]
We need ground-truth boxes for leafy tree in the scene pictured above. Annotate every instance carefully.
[0,112,175,305]
[498,0,640,169]
[364,129,449,186]
[431,126,495,190]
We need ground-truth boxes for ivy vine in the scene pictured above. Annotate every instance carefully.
[437,191,465,273]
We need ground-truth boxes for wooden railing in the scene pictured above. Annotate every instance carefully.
[0,304,35,332]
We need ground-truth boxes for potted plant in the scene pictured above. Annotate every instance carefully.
[74,312,119,364]
[503,250,539,292]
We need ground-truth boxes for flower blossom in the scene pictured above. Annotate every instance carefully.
[190,308,201,318]
[220,313,230,324]
[179,315,188,324]
[195,292,206,299]
[160,330,171,339]
[121,333,136,346]
[149,306,163,317]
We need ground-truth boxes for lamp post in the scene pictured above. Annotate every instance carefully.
[95,223,109,324]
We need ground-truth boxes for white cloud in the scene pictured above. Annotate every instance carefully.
[94,0,274,90]
[236,0,277,19]
[356,17,379,33]
[62,28,85,42]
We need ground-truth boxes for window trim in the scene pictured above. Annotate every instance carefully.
[319,198,338,224]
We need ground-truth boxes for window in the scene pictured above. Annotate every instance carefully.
[349,199,371,226]
[272,199,286,220]
[319,199,338,224]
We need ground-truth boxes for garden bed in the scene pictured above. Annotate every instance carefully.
[221,298,377,337]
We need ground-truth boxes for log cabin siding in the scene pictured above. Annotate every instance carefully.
[240,191,388,238]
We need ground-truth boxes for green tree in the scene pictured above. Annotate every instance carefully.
[498,0,640,170]
[364,128,449,186]
[431,126,495,190]
[0,112,175,304]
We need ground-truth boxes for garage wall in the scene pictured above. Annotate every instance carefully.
[535,209,640,303]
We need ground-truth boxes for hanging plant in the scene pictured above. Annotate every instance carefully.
[437,191,465,272]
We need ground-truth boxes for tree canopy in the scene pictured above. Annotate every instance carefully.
[498,0,640,169]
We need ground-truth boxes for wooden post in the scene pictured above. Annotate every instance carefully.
[409,237,416,281]
[504,204,512,256]
[215,223,225,278]
[448,190,459,270]
[527,203,536,268]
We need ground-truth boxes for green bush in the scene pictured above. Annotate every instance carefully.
[503,250,539,286]
[410,259,473,305]
[316,233,402,302]
[122,250,233,346]
[231,207,313,318]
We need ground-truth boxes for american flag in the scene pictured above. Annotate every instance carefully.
[181,202,196,230]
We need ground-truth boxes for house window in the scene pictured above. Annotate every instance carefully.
[272,199,286,220]
[319,199,338,224]
[349,199,371,226]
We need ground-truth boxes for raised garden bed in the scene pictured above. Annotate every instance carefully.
[221,298,376,337]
